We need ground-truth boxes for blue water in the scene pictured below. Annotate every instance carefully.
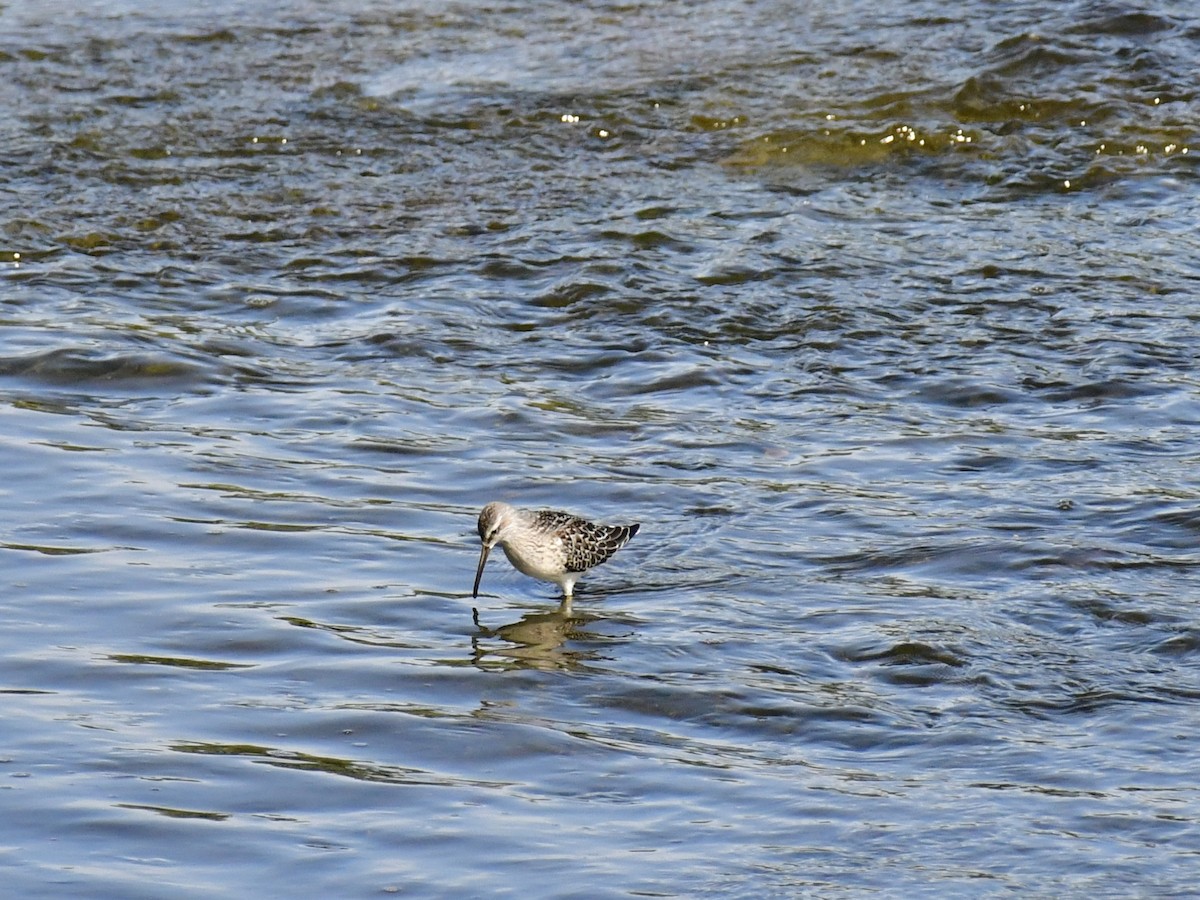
[3,0,1200,895]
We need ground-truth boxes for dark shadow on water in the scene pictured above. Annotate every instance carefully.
[170,740,510,789]
[115,802,230,821]
[278,615,433,651]
[107,653,253,671]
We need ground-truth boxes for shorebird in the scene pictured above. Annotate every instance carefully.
[472,501,640,600]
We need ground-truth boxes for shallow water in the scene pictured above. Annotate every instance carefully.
[3,0,1200,895]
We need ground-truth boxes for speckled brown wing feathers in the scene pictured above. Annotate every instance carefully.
[532,510,640,573]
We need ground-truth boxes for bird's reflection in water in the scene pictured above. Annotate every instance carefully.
[470,600,625,671]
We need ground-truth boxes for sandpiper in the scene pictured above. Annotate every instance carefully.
[472,501,640,600]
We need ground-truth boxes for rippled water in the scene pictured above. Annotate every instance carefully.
[4,0,1200,895]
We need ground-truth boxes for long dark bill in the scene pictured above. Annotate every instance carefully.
[472,544,491,598]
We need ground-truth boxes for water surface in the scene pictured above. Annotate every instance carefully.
[3,0,1200,895]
